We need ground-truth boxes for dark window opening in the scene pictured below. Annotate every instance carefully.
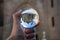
[51,0,54,8]
[51,16,55,27]
[0,0,3,3]
[0,0,3,26]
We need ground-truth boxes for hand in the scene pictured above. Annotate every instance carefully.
[6,10,22,40]
[13,10,22,23]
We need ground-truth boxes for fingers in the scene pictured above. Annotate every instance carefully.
[14,10,22,17]
[24,28,34,34]
[23,28,35,40]
[13,10,22,21]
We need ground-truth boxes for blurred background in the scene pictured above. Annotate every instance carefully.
[0,0,3,40]
[0,0,60,40]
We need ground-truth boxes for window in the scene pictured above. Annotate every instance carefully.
[51,0,54,8]
[0,0,3,26]
[51,16,55,27]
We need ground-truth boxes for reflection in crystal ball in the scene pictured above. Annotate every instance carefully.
[21,13,36,23]
[20,8,39,28]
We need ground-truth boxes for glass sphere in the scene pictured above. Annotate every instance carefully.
[20,8,39,28]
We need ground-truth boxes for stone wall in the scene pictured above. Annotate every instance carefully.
[3,0,25,40]
[3,0,60,40]
[3,0,44,40]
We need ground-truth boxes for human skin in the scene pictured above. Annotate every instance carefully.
[6,10,23,40]
[6,9,35,40]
